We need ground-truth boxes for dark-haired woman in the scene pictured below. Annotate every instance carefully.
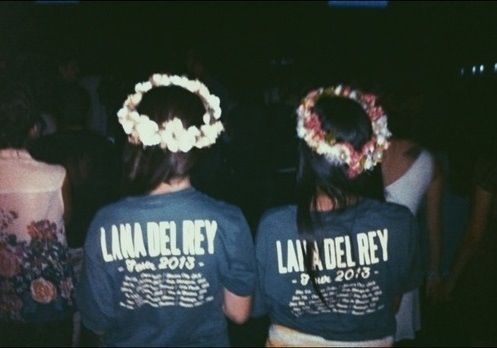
[0,84,74,346]
[76,74,256,347]
[253,86,422,346]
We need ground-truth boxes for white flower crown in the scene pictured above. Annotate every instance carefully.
[117,74,224,152]
[296,85,392,177]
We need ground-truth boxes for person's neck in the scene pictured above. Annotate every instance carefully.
[315,193,334,212]
[314,192,359,212]
[151,177,191,195]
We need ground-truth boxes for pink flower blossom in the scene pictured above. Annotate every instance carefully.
[27,220,57,241]
[31,278,57,304]
[0,249,20,278]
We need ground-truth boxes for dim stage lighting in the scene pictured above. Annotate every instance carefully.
[328,1,388,7]
[36,1,79,3]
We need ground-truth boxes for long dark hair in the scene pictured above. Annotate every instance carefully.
[122,85,205,196]
[296,95,384,304]
[0,83,38,149]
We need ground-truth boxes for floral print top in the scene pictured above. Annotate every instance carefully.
[0,149,74,323]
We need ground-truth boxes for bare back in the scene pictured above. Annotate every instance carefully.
[382,138,435,215]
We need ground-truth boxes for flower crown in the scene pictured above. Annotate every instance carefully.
[117,74,224,152]
[296,85,392,178]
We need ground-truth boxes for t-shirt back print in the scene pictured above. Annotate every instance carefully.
[254,199,421,341]
[78,188,256,346]
[99,219,218,310]
[277,228,388,317]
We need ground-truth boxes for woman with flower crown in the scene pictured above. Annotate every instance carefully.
[76,74,256,346]
[252,86,422,346]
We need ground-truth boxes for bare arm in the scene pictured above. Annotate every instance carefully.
[425,160,443,296]
[445,185,493,296]
[223,288,252,324]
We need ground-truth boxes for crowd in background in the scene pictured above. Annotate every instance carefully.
[0,42,496,347]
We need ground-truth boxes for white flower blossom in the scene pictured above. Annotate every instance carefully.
[208,95,220,108]
[363,155,374,170]
[142,81,152,92]
[200,124,217,142]
[198,84,210,97]
[131,93,142,105]
[117,107,128,119]
[176,131,194,152]
[187,126,201,138]
[129,111,141,122]
[160,74,171,86]
[166,140,179,152]
[213,108,222,120]
[168,75,182,86]
[135,116,160,146]
[169,118,184,133]
[151,74,162,86]
[134,83,143,93]
[119,119,134,134]
[191,80,202,93]
[194,137,207,149]
[213,121,224,134]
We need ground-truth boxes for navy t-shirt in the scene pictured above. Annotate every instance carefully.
[76,187,256,347]
[253,198,421,341]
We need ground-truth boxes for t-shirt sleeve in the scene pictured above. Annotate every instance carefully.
[252,216,270,317]
[76,215,116,333]
[400,214,423,294]
[218,208,256,297]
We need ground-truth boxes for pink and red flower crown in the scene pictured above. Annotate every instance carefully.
[296,85,392,178]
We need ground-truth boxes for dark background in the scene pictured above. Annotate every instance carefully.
[1,1,496,83]
[1,0,495,233]
[2,0,497,151]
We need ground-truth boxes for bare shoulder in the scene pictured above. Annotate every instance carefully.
[394,139,422,159]
[384,139,420,163]
[382,138,424,186]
